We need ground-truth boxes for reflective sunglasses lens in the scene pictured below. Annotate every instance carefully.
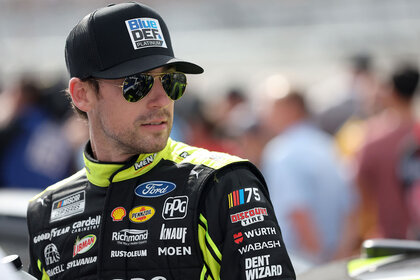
[122,74,154,102]
[161,73,187,100]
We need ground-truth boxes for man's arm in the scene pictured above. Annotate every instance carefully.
[198,164,296,279]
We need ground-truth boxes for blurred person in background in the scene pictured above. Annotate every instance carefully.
[399,122,420,240]
[259,74,357,268]
[0,76,75,189]
[313,54,381,161]
[356,64,419,240]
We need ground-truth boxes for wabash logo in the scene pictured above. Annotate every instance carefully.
[162,196,188,220]
[125,18,167,50]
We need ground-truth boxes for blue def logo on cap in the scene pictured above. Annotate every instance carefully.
[135,181,176,198]
[125,18,167,50]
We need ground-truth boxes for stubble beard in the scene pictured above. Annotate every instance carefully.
[101,109,173,156]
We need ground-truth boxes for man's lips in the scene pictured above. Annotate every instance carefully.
[141,120,167,126]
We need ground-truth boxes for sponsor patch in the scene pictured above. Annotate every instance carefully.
[110,249,147,258]
[233,227,277,245]
[129,206,155,223]
[50,191,85,223]
[159,224,187,243]
[112,229,148,246]
[233,232,244,244]
[111,207,126,221]
[73,234,96,257]
[125,18,167,50]
[134,153,156,171]
[67,256,97,269]
[228,187,261,208]
[135,181,176,198]
[72,215,101,234]
[44,243,60,266]
[34,226,70,244]
[178,151,190,159]
[158,246,191,256]
[238,240,281,255]
[245,255,282,280]
[46,264,64,277]
[162,196,188,220]
[230,207,268,226]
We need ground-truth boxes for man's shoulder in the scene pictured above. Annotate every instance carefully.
[28,169,87,209]
[165,139,248,171]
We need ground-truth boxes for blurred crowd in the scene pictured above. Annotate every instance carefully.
[1,54,420,271]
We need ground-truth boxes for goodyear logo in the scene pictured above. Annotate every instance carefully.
[129,206,155,223]
[111,207,126,222]
[125,18,167,50]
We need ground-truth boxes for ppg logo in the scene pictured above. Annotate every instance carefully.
[162,196,188,220]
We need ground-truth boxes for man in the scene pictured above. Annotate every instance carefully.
[357,64,419,240]
[26,3,295,280]
[259,74,357,267]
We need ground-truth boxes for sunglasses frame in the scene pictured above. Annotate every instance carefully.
[95,72,188,103]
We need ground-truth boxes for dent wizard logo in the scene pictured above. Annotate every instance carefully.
[135,181,176,198]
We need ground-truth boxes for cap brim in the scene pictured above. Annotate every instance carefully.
[91,55,203,79]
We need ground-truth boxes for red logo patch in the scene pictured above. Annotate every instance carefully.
[111,207,126,222]
[233,232,243,244]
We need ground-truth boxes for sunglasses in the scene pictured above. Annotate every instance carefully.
[103,72,187,102]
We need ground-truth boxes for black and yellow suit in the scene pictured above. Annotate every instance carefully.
[27,138,296,280]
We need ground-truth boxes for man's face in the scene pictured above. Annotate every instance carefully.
[88,66,175,159]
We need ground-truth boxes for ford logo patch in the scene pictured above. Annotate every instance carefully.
[135,181,176,198]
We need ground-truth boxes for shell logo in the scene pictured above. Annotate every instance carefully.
[111,207,126,221]
[129,206,155,223]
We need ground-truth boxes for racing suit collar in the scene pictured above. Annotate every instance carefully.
[83,139,172,187]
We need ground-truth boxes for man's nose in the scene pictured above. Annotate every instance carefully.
[144,77,172,108]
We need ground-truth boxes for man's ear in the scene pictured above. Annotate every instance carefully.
[68,78,95,113]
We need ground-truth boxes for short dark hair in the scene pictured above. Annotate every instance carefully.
[392,65,420,101]
[65,78,99,120]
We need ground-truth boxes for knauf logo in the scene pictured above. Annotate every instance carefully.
[125,18,167,50]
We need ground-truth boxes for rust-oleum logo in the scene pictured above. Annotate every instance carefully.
[129,206,155,223]
[135,181,176,198]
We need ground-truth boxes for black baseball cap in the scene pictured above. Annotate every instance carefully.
[65,2,203,79]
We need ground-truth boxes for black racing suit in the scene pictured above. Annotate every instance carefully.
[27,138,296,280]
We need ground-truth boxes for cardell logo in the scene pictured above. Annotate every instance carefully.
[135,181,176,198]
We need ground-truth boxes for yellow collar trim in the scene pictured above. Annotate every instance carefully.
[84,140,173,187]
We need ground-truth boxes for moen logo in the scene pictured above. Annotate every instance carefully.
[111,207,126,221]
[125,17,167,50]
[135,181,176,198]
[129,206,155,223]
[73,234,96,257]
